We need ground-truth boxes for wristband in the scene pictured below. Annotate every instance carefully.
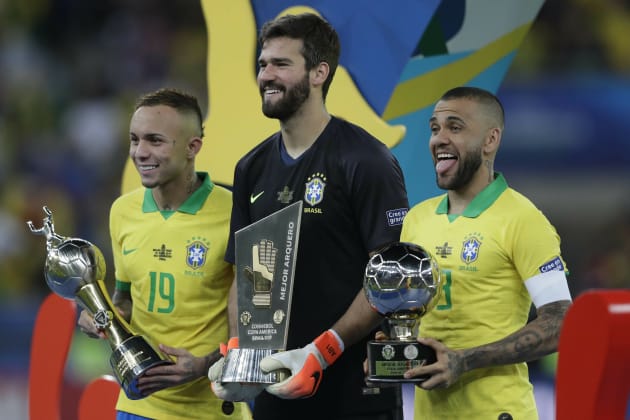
[313,329,343,367]
[219,337,239,357]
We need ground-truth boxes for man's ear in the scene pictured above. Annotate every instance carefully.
[188,136,203,158]
[311,61,330,88]
[484,127,501,155]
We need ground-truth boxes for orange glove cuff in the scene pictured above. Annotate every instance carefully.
[220,337,239,356]
[313,330,343,366]
[227,336,239,350]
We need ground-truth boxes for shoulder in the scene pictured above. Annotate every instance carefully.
[109,189,145,236]
[211,182,232,196]
[497,188,550,221]
[235,132,280,170]
[329,117,390,151]
[489,188,561,244]
[111,187,144,213]
[501,187,536,206]
[327,117,401,173]
[208,183,232,206]
[407,196,444,217]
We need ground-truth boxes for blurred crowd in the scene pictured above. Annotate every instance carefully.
[0,0,208,301]
[0,0,629,403]
[507,0,630,77]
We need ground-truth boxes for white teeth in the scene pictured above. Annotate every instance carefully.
[437,153,455,160]
[139,165,157,170]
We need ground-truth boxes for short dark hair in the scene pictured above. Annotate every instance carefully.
[259,13,340,100]
[440,86,505,129]
[135,88,204,137]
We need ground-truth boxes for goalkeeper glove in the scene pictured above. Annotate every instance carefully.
[208,337,265,401]
[260,329,344,399]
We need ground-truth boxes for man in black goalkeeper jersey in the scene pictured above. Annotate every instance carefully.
[209,13,409,420]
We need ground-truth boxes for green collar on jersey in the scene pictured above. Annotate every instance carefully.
[436,172,508,219]
[142,172,214,216]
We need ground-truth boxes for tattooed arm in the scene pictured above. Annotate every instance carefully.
[404,300,571,390]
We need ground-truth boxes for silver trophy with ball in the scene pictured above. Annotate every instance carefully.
[364,241,441,383]
[27,206,172,399]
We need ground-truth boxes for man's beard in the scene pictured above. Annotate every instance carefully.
[261,74,310,121]
[437,147,482,191]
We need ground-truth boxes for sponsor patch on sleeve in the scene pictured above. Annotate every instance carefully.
[539,256,565,273]
[386,208,408,226]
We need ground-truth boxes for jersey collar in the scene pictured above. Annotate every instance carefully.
[436,172,508,218]
[142,172,214,215]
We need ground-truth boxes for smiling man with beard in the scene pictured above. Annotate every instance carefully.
[400,86,572,420]
[208,12,409,420]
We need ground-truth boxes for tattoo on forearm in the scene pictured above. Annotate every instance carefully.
[513,331,543,353]
[447,352,465,381]
[462,300,571,371]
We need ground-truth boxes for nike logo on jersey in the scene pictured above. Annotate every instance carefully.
[122,247,137,255]
[250,191,264,203]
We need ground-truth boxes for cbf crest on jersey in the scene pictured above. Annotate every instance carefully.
[305,173,327,206]
[461,233,483,265]
[186,237,209,269]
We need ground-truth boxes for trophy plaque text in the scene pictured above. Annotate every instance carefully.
[221,201,302,384]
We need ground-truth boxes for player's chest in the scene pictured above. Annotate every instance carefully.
[120,219,223,275]
[411,220,509,276]
[248,162,349,223]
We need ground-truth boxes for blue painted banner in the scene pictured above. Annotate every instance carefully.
[121,0,547,206]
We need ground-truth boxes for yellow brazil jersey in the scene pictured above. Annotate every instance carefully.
[401,174,567,420]
[110,172,250,420]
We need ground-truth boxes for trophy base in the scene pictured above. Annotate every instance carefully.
[110,335,174,400]
[221,348,289,384]
[366,340,436,383]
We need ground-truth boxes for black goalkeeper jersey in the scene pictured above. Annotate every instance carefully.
[226,116,409,419]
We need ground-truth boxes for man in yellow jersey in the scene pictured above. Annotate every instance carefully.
[78,88,251,420]
[400,86,572,420]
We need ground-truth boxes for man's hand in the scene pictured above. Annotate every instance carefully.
[403,337,464,389]
[136,344,208,396]
[77,310,106,339]
[261,329,343,399]
[208,337,266,401]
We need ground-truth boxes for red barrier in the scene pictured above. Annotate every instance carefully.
[78,375,120,420]
[556,289,630,420]
[29,293,119,420]
[29,294,76,420]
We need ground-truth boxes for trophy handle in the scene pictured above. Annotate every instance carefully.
[387,315,420,342]
[75,282,135,350]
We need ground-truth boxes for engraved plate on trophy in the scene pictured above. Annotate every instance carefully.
[27,206,173,399]
[364,242,441,383]
[221,201,302,384]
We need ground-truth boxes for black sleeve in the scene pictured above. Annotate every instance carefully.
[349,141,409,252]
[224,161,249,264]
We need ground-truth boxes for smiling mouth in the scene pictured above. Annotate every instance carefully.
[138,164,158,171]
[261,84,283,97]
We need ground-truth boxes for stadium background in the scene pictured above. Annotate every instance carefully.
[0,1,628,418]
